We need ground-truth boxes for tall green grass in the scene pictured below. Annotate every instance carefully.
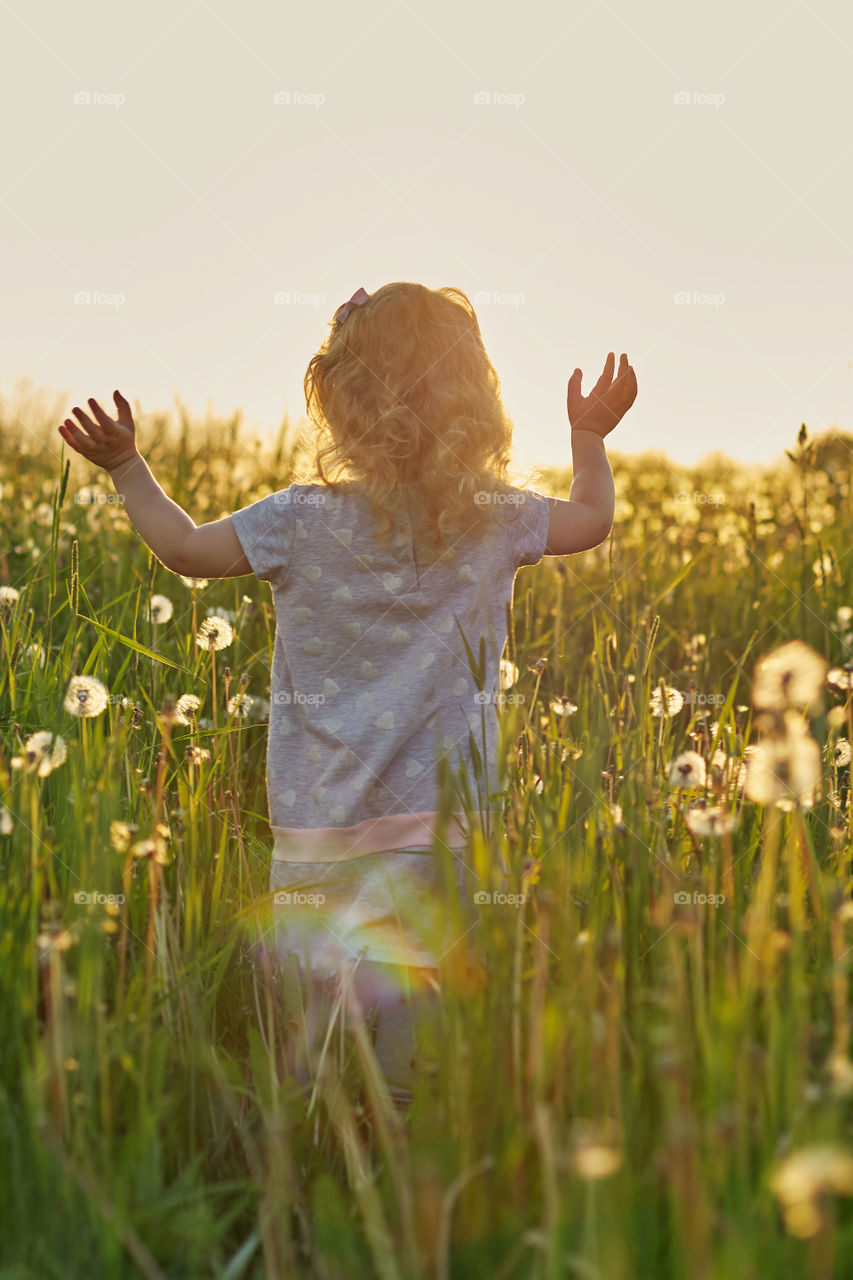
[1,393,853,1278]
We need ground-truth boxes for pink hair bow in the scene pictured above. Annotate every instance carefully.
[334,286,370,324]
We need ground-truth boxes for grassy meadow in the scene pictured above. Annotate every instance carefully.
[2,396,853,1278]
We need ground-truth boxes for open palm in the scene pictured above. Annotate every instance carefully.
[567,353,637,438]
[58,390,138,471]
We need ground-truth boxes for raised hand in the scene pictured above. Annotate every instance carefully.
[567,353,637,438]
[58,390,139,472]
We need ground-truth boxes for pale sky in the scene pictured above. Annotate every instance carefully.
[3,0,853,476]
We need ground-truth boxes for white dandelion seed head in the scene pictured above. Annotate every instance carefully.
[571,1144,623,1180]
[186,745,211,767]
[22,643,46,670]
[179,575,209,589]
[569,1122,624,1180]
[838,606,853,626]
[685,804,737,837]
[109,819,138,852]
[227,692,254,719]
[668,751,707,789]
[752,640,827,714]
[827,1051,853,1096]
[550,695,578,716]
[111,822,133,851]
[827,667,853,691]
[733,746,759,793]
[0,585,20,606]
[770,1145,853,1239]
[36,926,76,955]
[833,739,852,767]
[196,616,233,652]
[29,730,67,777]
[63,675,110,718]
[148,594,174,624]
[0,806,12,835]
[174,693,202,725]
[130,838,157,860]
[744,732,822,808]
[649,685,684,718]
[499,659,519,691]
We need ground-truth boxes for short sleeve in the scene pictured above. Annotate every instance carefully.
[230,488,295,585]
[501,489,551,568]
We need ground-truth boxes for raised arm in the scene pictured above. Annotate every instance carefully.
[544,352,637,556]
[58,392,253,578]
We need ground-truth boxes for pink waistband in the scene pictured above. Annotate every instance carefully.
[271,809,494,862]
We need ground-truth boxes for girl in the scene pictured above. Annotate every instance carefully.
[58,281,637,1111]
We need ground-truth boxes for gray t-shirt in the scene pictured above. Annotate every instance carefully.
[230,481,550,861]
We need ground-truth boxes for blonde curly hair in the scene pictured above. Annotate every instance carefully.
[301,281,536,558]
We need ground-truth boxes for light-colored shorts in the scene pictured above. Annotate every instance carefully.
[269,846,475,979]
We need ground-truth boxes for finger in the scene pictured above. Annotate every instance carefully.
[88,397,115,431]
[60,420,95,456]
[607,366,637,409]
[113,389,134,430]
[566,367,582,417]
[614,366,635,394]
[71,405,104,439]
[592,352,615,395]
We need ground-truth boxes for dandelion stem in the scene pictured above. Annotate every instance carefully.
[847,690,853,840]
[145,859,160,983]
[211,649,218,732]
[117,851,134,1008]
